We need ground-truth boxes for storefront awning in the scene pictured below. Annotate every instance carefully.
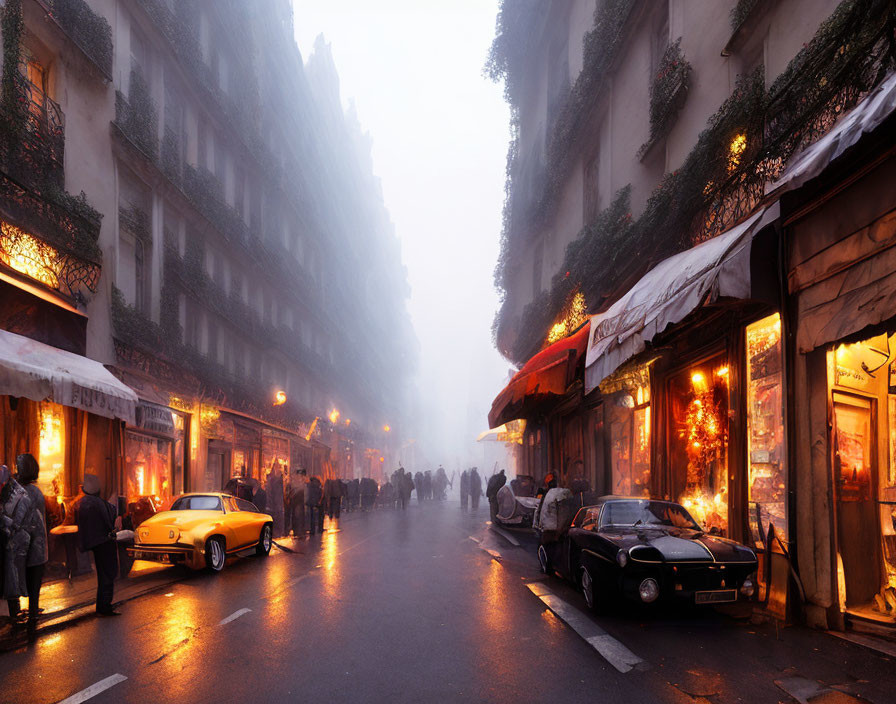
[584,205,780,393]
[0,328,137,423]
[771,71,896,193]
[489,321,590,428]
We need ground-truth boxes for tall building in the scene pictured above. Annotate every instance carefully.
[0,0,416,551]
[488,0,895,632]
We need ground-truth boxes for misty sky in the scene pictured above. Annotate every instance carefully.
[293,0,514,471]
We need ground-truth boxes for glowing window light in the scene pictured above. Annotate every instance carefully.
[546,291,587,344]
[728,134,747,172]
[328,409,340,424]
[0,221,61,289]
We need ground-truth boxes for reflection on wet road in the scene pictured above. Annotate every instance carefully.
[1,502,894,703]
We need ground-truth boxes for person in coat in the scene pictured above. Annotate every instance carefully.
[74,473,120,616]
[14,454,47,626]
[306,476,324,535]
[460,470,470,510]
[287,469,306,537]
[265,461,285,537]
[323,478,344,527]
[423,471,432,501]
[347,478,360,512]
[1,464,32,624]
[360,477,377,511]
[414,471,424,504]
[399,471,414,510]
[469,468,482,510]
[486,469,507,523]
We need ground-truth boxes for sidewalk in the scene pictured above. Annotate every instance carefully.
[0,506,367,651]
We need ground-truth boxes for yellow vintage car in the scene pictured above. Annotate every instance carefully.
[127,493,273,572]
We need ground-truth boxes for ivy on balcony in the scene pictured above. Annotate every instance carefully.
[495,0,896,364]
[115,70,158,160]
[638,39,692,160]
[0,0,101,294]
[46,0,113,79]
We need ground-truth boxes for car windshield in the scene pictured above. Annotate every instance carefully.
[170,495,223,511]
[599,500,700,530]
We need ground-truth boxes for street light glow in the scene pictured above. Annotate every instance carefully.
[329,409,340,423]
[273,390,287,406]
[383,424,391,432]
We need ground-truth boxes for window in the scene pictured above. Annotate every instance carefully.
[235,498,257,513]
[124,430,174,505]
[746,313,786,546]
[22,58,49,118]
[650,3,670,78]
[583,152,600,224]
[668,355,730,535]
[214,137,226,187]
[118,229,146,313]
[171,495,222,511]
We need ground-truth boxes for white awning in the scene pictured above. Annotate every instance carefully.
[771,71,896,193]
[584,205,779,393]
[0,328,137,423]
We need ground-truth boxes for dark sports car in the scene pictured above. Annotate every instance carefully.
[538,496,758,610]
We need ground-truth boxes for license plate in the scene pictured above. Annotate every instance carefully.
[695,589,737,604]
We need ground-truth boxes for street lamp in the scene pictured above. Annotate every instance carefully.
[383,424,391,433]
[329,409,340,424]
[273,390,287,406]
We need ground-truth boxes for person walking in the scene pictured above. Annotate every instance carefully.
[287,469,306,537]
[1,464,32,625]
[422,471,432,501]
[469,468,482,511]
[486,469,507,523]
[15,454,47,628]
[323,477,343,529]
[347,478,360,513]
[414,471,424,504]
[360,477,376,511]
[399,471,414,510]
[460,470,470,510]
[306,476,324,535]
[75,474,120,616]
[265,461,285,537]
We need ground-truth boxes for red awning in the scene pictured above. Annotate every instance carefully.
[488,321,590,429]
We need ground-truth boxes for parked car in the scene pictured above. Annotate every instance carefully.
[127,493,272,572]
[494,484,540,528]
[538,496,758,610]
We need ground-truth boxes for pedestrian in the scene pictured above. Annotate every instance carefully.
[537,472,557,499]
[423,471,432,501]
[486,469,507,523]
[15,454,48,628]
[306,476,324,535]
[460,470,470,510]
[265,461,284,537]
[399,470,414,510]
[323,477,343,528]
[1,464,32,626]
[380,481,394,509]
[414,471,424,504]
[347,478,360,512]
[469,468,482,510]
[288,469,306,537]
[360,477,377,511]
[435,466,448,501]
[74,473,121,616]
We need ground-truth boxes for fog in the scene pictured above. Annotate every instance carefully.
[294,0,514,475]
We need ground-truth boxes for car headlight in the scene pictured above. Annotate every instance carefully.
[616,550,628,567]
[639,577,659,603]
[740,578,755,598]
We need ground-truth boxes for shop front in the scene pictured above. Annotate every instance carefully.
[123,401,188,518]
[0,328,137,578]
[784,82,896,630]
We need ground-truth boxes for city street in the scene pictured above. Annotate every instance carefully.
[2,502,894,704]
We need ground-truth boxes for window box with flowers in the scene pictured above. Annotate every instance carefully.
[639,39,692,161]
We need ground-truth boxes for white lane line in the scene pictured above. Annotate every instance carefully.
[490,525,521,546]
[218,608,251,625]
[526,583,646,674]
[58,674,127,704]
[468,536,480,543]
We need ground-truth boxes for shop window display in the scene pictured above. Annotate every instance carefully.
[746,314,787,546]
[37,401,65,498]
[607,385,650,497]
[125,431,173,511]
[669,357,729,535]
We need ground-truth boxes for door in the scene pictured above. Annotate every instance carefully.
[206,450,227,492]
[833,392,882,607]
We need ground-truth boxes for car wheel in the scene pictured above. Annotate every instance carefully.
[581,566,597,611]
[256,524,272,556]
[537,545,551,575]
[206,537,225,572]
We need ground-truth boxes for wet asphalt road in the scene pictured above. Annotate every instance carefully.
[1,500,894,704]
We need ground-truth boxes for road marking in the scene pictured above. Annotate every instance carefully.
[218,608,251,625]
[58,674,127,704]
[490,525,521,546]
[485,549,502,560]
[526,583,646,674]
[468,536,480,543]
